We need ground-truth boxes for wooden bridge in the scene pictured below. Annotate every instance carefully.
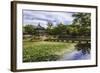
[45,38,91,43]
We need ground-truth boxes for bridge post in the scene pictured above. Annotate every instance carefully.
[72,40,75,43]
[79,40,81,43]
[86,41,89,43]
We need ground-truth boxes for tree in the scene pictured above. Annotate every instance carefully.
[46,22,53,35]
[47,22,53,29]
[23,25,36,35]
[51,23,67,35]
[72,13,91,36]
[72,13,91,27]
[66,25,79,36]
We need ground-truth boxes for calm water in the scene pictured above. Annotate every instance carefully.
[60,50,91,60]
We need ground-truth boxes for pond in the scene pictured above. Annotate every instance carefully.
[59,50,91,60]
[59,42,91,60]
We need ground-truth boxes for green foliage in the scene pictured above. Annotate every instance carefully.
[46,22,54,35]
[75,42,91,54]
[23,41,75,62]
[72,13,91,27]
[24,25,36,35]
[78,27,91,36]
[48,23,67,35]
[47,22,53,29]
[66,25,79,36]
[72,13,91,36]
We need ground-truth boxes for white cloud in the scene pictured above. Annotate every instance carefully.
[23,10,75,27]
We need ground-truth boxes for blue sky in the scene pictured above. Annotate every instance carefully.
[23,10,75,28]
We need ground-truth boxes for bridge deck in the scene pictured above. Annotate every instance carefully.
[45,38,90,43]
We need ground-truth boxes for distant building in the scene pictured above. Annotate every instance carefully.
[35,23,46,36]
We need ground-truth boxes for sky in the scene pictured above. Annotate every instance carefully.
[23,10,75,28]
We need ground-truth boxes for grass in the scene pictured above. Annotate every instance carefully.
[23,41,76,62]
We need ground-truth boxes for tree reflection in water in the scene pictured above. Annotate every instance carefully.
[75,42,91,55]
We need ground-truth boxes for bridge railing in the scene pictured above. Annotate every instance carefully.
[44,37,91,43]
